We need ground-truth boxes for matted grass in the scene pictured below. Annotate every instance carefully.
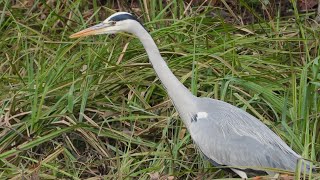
[0,0,319,179]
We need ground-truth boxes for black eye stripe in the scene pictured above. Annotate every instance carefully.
[109,14,139,22]
[108,13,146,30]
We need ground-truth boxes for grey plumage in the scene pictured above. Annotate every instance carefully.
[190,98,299,174]
[70,12,310,178]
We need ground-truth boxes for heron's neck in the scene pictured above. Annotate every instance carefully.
[133,27,195,112]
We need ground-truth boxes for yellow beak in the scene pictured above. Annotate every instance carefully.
[69,23,108,38]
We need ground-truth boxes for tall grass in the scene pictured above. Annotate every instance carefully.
[0,0,319,179]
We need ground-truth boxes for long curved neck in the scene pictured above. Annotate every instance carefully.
[132,26,195,111]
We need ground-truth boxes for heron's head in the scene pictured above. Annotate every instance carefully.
[70,12,142,38]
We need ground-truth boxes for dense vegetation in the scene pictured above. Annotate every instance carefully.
[0,0,319,179]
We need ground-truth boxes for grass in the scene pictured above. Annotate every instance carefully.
[0,0,319,179]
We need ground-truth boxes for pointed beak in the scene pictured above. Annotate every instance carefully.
[69,23,110,38]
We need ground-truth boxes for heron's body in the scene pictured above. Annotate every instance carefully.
[70,12,306,178]
[191,98,299,176]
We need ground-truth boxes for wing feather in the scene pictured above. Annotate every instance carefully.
[189,98,300,172]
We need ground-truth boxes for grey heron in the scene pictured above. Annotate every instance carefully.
[70,12,309,178]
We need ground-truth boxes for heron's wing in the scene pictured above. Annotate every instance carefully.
[189,98,299,172]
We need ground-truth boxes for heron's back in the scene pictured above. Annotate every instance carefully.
[186,97,301,174]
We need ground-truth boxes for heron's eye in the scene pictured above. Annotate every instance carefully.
[110,21,116,25]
